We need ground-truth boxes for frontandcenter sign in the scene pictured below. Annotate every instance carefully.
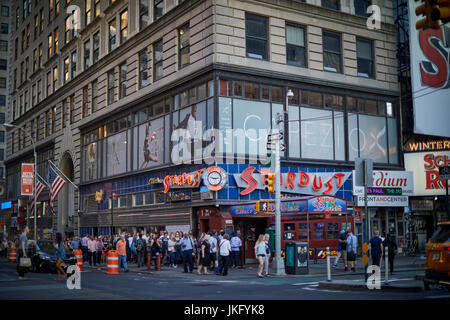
[404,151,450,196]
[233,167,350,196]
[356,195,409,207]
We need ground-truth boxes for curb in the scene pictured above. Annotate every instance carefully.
[318,281,423,292]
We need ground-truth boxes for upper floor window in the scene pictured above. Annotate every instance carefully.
[71,50,77,78]
[53,66,58,91]
[178,24,190,69]
[286,23,307,68]
[356,38,374,78]
[64,57,69,84]
[0,59,6,70]
[323,31,342,73]
[120,9,128,44]
[40,9,44,33]
[85,0,92,26]
[0,40,7,51]
[119,62,127,99]
[109,19,116,52]
[139,49,148,88]
[94,0,101,18]
[154,0,164,21]
[84,39,90,69]
[34,15,38,39]
[47,71,52,96]
[83,85,90,118]
[140,0,149,30]
[93,31,100,64]
[23,0,27,21]
[107,69,115,104]
[1,6,9,17]
[54,27,59,53]
[245,13,268,60]
[48,34,53,57]
[154,39,163,81]
[55,0,60,16]
[355,0,371,17]
[92,80,98,113]
[322,0,340,10]
[1,23,8,34]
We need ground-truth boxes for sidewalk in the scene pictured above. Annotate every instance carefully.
[86,254,426,280]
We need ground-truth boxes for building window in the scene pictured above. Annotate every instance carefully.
[107,69,115,104]
[40,9,44,33]
[140,0,149,30]
[178,24,190,69]
[52,107,56,133]
[120,9,128,44]
[65,16,71,44]
[154,0,164,21]
[26,24,30,48]
[48,34,53,57]
[37,79,42,102]
[0,113,4,123]
[94,0,100,18]
[0,40,7,51]
[92,80,98,112]
[93,31,100,63]
[14,38,18,60]
[1,6,9,17]
[322,0,340,10]
[85,0,92,26]
[39,43,43,68]
[139,50,148,88]
[45,110,51,137]
[22,31,26,53]
[16,8,19,30]
[62,100,67,128]
[356,38,374,78]
[0,77,5,88]
[71,50,77,78]
[119,63,127,99]
[109,19,116,52]
[0,59,6,70]
[84,39,90,69]
[49,0,53,21]
[83,85,90,118]
[323,31,342,73]
[245,13,268,60]
[64,57,69,84]
[23,1,27,21]
[355,0,371,17]
[54,27,59,53]
[32,84,36,106]
[55,0,60,16]
[153,39,163,81]
[33,48,38,72]
[69,95,75,124]
[0,149,4,161]
[47,71,52,96]
[0,95,5,106]
[20,62,24,82]
[34,14,38,39]
[53,66,58,91]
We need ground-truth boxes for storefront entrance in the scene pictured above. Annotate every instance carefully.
[233,218,268,264]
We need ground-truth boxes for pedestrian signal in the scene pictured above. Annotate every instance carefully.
[256,200,270,213]
[415,0,440,30]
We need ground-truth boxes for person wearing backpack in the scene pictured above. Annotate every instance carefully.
[136,234,146,268]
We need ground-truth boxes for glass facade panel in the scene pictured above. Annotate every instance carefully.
[301,108,333,160]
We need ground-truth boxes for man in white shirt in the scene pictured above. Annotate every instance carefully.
[217,234,231,276]
[208,232,218,271]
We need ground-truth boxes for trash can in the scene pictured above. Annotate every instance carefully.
[285,241,309,275]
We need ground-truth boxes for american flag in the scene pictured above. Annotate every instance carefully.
[28,179,45,212]
[49,166,66,215]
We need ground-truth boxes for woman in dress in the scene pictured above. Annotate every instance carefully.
[254,234,266,278]
[198,234,211,275]
[54,232,66,281]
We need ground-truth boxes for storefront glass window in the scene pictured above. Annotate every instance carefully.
[358,114,388,163]
[298,223,308,240]
[314,222,324,239]
[145,192,154,205]
[288,105,300,158]
[284,223,296,240]
[134,193,144,206]
[301,108,333,160]
[334,111,345,160]
[328,223,339,239]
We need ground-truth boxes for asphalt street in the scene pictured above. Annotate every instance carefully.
[0,260,449,300]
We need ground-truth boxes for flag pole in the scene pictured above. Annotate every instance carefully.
[48,160,79,189]
[36,172,51,188]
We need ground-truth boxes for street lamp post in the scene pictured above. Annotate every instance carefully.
[5,123,37,242]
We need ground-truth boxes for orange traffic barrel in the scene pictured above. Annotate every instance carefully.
[156,254,161,271]
[106,250,119,275]
[73,249,83,271]
[8,248,17,262]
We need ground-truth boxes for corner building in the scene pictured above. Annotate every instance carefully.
[5,0,402,262]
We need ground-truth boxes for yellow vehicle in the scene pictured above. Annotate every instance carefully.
[424,221,450,291]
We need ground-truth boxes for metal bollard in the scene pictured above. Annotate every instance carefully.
[326,247,331,282]
[385,247,389,285]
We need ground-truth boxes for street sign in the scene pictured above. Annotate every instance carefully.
[439,166,450,180]
[354,158,373,187]
[21,163,34,196]
[267,132,283,142]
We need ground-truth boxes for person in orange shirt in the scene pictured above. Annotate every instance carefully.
[116,233,129,272]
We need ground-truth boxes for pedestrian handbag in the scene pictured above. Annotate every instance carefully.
[20,257,32,268]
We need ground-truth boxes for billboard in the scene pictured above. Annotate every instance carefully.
[408,1,450,138]
[21,163,34,196]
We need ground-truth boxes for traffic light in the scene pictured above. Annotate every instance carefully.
[112,193,117,200]
[415,0,440,30]
[256,200,269,213]
[264,173,275,194]
[431,0,450,24]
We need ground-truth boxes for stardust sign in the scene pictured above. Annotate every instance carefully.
[21,164,34,196]
[404,151,450,196]
[233,167,350,196]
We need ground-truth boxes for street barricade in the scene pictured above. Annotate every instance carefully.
[8,248,17,262]
[106,250,119,275]
[73,249,83,271]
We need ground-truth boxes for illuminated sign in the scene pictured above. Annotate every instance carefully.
[1,201,12,210]
[307,196,346,213]
[234,167,350,196]
[203,167,227,191]
[165,190,192,203]
[366,187,402,195]
[21,163,34,196]
[148,178,163,185]
[163,169,203,193]
[407,139,450,152]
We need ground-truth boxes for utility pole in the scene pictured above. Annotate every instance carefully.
[273,121,285,276]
